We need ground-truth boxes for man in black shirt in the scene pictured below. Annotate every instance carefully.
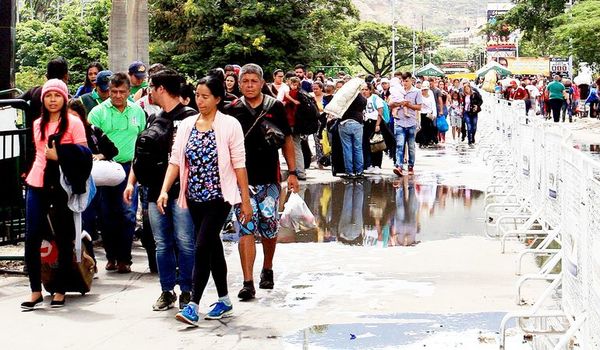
[124,69,197,311]
[224,63,299,301]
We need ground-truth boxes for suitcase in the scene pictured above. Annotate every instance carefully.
[40,214,95,295]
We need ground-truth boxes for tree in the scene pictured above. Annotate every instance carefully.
[552,0,600,66]
[499,0,567,56]
[349,21,441,76]
[148,0,358,79]
[15,0,111,91]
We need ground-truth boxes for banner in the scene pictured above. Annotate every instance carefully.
[486,3,517,63]
[550,58,571,78]
[505,57,550,76]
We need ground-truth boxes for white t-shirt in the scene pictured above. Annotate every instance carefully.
[276,83,290,102]
[526,84,540,98]
[364,95,385,121]
[420,92,437,118]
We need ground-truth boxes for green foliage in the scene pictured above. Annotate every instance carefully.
[149,0,358,79]
[499,0,567,56]
[431,48,468,66]
[349,21,441,76]
[552,0,600,65]
[15,0,111,92]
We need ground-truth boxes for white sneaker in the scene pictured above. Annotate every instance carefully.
[374,166,382,174]
[364,166,376,174]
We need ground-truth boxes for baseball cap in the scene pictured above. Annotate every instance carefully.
[128,61,147,79]
[421,81,430,90]
[95,70,113,91]
[380,78,390,84]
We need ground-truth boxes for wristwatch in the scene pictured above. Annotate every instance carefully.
[288,169,298,176]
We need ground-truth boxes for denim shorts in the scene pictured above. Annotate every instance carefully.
[234,183,281,239]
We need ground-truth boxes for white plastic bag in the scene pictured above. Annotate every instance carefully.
[91,160,126,187]
[279,193,316,231]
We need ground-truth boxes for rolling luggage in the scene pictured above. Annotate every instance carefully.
[41,214,95,295]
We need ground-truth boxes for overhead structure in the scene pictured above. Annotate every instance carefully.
[476,61,511,77]
[415,63,445,77]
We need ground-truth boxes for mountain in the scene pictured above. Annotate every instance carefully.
[352,0,512,34]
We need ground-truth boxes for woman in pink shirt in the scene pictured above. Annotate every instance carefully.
[157,75,252,325]
[21,79,88,310]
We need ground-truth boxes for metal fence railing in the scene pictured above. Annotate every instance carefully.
[0,98,30,247]
[478,91,600,349]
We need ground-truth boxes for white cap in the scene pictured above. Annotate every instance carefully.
[421,81,430,89]
[380,78,390,84]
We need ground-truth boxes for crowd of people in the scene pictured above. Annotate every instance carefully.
[490,74,600,123]
[15,57,487,326]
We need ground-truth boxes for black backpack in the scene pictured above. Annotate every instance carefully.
[294,90,320,135]
[132,116,174,186]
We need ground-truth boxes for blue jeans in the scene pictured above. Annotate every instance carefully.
[394,124,416,168]
[148,198,195,292]
[465,113,478,144]
[338,120,364,174]
[338,182,364,243]
[98,163,136,264]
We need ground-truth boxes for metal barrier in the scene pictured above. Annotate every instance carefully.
[0,99,30,250]
[479,92,600,349]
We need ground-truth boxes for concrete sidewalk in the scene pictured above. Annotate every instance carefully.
[0,142,540,349]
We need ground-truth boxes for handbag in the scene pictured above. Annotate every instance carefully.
[91,160,126,186]
[369,132,386,153]
[242,95,286,149]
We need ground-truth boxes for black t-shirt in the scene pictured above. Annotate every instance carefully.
[341,94,367,124]
[224,95,292,186]
[146,103,197,202]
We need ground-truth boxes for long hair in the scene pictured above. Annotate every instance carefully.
[84,62,104,87]
[40,99,69,142]
[225,72,241,97]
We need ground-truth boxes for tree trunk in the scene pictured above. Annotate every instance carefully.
[109,0,149,73]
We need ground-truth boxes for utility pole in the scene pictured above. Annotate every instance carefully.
[0,0,17,91]
[421,16,425,66]
[391,0,396,75]
[412,29,416,76]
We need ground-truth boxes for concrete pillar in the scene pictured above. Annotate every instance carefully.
[0,0,16,92]
[108,0,149,73]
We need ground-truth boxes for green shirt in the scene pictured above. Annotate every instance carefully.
[88,99,146,163]
[79,89,104,114]
[129,81,149,100]
[547,81,565,100]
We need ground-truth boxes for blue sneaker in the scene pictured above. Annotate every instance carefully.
[205,301,233,320]
[175,303,199,326]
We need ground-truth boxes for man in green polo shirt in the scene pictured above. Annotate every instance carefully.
[547,75,566,123]
[88,72,146,274]
[128,61,149,100]
[79,70,112,114]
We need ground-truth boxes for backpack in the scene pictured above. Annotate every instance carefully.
[371,95,390,123]
[132,116,174,187]
[294,90,320,135]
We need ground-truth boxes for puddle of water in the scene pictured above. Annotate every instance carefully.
[276,179,484,246]
[283,312,506,349]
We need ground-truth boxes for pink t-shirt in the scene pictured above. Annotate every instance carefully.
[25,114,87,188]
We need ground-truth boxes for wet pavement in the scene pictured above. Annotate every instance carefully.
[277,179,485,246]
[0,135,542,349]
[284,312,507,350]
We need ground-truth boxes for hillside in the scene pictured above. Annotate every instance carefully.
[352,0,512,34]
